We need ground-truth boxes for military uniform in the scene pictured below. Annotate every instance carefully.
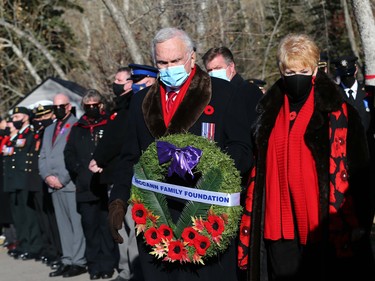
[3,107,43,259]
[29,102,62,264]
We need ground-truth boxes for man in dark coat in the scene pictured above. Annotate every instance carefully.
[89,64,158,281]
[108,27,252,281]
[3,107,43,260]
[29,101,62,267]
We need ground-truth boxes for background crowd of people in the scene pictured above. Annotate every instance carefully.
[0,27,374,281]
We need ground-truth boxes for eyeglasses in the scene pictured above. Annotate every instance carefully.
[53,103,68,110]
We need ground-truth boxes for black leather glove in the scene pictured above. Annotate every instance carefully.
[108,199,127,244]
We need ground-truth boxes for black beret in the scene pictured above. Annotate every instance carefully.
[332,55,358,76]
[12,106,30,116]
[128,63,159,82]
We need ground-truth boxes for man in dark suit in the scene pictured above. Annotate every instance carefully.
[29,101,62,267]
[38,93,87,278]
[202,46,263,182]
[89,64,158,281]
[107,27,252,281]
[332,55,371,130]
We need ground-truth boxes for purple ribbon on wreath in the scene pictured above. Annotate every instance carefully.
[156,141,202,180]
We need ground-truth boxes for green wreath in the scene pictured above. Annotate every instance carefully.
[130,133,242,264]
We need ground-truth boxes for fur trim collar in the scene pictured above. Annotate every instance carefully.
[254,71,343,147]
[142,65,212,138]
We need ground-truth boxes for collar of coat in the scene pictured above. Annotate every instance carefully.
[142,65,211,138]
[254,70,344,147]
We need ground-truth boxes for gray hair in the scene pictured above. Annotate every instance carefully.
[151,27,195,64]
[81,89,106,109]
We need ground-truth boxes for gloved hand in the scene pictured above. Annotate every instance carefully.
[108,199,127,244]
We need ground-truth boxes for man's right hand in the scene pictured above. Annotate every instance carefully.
[108,199,127,244]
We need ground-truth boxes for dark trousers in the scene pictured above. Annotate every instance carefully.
[9,190,43,254]
[77,200,118,275]
[31,189,62,258]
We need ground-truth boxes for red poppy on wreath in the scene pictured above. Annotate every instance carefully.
[194,235,211,255]
[110,112,117,120]
[145,227,161,246]
[204,105,214,115]
[204,215,225,238]
[181,227,199,244]
[167,240,188,261]
[132,203,148,224]
[158,224,173,240]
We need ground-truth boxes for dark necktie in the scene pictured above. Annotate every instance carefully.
[166,91,177,113]
[52,121,62,144]
[348,89,355,102]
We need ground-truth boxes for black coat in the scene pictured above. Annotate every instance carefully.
[92,93,133,184]
[110,65,252,203]
[2,125,39,192]
[246,70,373,280]
[64,114,108,202]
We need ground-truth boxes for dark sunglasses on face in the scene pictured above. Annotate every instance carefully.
[83,103,100,110]
[53,103,68,110]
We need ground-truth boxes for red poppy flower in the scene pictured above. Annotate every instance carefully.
[181,227,198,244]
[34,134,39,140]
[167,240,186,261]
[110,112,117,120]
[65,124,70,128]
[331,128,347,158]
[132,203,148,224]
[193,235,210,255]
[145,227,161,246]
[18,134,23,139]
[158,224,173,240]
[204,215,225,237]
[204,105,214,115]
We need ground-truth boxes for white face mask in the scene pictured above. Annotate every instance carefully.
[208,68,230,81]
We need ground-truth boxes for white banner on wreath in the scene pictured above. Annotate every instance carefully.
[132,176,240,207]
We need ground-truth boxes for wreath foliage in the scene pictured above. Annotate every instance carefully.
[130,133,242,264]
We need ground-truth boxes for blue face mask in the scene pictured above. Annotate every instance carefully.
[208,68,230,81]
[159,56,191,88]
[132,83,147,93]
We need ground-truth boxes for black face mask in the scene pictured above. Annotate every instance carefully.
[53,107,67,120]
[340,76,356,88]
[112,83,125,97]
[32,119,53,131]
[283,74,312,102]
[0,127,10,136]
[12,120,24,130]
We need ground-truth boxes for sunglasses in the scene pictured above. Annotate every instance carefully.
[53,103,68,110]
[83,103,101,109]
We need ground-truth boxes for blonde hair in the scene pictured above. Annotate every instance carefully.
[277,33,320,73]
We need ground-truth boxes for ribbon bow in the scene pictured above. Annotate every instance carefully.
[157,141,202,180]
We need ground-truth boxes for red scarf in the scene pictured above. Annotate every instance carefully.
[265,90,319,244]
[238,99,354,270]
[161,67,196,127]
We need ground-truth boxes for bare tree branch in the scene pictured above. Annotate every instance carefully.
[261,0,282,79]
[351,0,375,87]
[101,0,144,64]
[0,19,68,79]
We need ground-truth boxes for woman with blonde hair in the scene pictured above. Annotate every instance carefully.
[238,33,374,280]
